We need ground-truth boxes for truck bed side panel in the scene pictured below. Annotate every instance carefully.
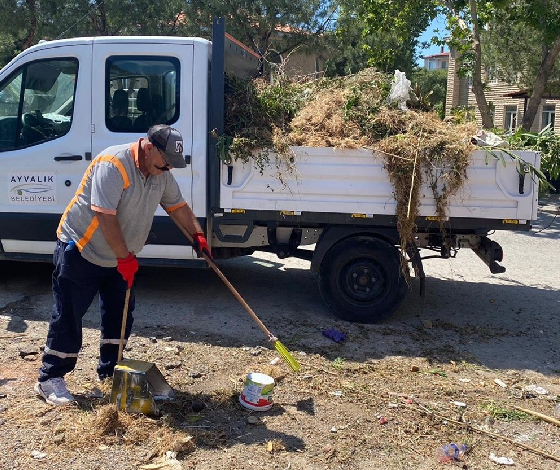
[219,148,540,222]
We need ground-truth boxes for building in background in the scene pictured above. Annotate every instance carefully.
[445,48,559,132]
[423,47,449,70]
[265,25,327,81]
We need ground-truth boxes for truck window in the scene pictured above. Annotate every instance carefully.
[0,59,78,151]
[106,56,180,133]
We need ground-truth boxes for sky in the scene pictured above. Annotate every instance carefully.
[416,15,448,66]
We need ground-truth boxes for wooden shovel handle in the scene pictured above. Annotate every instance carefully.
[117,287,131,363]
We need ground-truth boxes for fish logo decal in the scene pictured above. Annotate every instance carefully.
[11,183,52,195]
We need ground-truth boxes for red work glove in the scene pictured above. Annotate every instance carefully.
[117,252,138,288]
[192,231,211,259]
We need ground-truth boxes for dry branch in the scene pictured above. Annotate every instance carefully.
[411,399,560,463]
[513,406,560,427]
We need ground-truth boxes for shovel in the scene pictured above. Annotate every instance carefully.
[110,287,174,415]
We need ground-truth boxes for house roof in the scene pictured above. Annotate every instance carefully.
[503,90,560,100]
[225,32,260,59]
[422,52,450,59]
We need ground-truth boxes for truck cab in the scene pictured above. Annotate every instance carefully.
[0,36,211,262]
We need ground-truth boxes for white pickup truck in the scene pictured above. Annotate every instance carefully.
[0,19,540,323]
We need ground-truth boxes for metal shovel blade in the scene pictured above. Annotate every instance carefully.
[110,359,174,416]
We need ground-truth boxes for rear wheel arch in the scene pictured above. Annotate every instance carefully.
[318,235,408,323]
[311,226,400,273]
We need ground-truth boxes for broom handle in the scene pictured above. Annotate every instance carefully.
[207,254,275,340]
[169,213,275,341]
[117,287,131,363]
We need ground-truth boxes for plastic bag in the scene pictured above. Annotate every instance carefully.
[388,70,412,111]
[471,130,508,148]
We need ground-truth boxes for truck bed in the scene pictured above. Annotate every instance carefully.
[219,148,540,223]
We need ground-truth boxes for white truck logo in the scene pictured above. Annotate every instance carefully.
[9,173,56,204]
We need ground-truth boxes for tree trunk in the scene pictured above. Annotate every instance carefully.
[521,34,560,130]
[468,0,494,129]
[20,0,38,50]
[91,1,108,36]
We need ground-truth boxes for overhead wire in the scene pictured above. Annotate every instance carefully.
[56,0,106,40]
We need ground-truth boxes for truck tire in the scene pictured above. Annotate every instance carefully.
[318,237,408,323]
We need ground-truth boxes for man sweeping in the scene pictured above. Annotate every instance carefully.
[35,124,210,406]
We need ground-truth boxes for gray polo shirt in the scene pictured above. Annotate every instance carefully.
[57,141,185,267]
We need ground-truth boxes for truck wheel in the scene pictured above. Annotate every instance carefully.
[318,237,408,323]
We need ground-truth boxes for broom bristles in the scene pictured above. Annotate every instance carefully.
[273,340,301,372]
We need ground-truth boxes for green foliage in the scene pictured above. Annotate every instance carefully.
[186,0,336,67]
[323,1,372,77]
[482,7,560,94]
[0,0,335,68]
[500,125,560,186]
[359,0,438,74]
[331,357,345,369]
[256,79,309,128]
[449,106,476,124]
[342,73,392,136]
[481,401,531,422]
[0,0,194,66]
[409,68,447,117]
[219,74,310,171]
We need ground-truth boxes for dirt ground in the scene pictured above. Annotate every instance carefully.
[0,196,559,470]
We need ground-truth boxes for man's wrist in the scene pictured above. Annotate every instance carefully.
[117,252,134,262]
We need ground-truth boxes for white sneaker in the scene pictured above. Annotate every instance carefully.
[34,377,76,406]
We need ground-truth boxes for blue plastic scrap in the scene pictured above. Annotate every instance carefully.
[322,328,346,343]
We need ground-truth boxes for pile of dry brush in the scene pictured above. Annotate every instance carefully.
[220,69,477,253]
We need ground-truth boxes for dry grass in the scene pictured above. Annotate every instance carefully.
[2,328,560,469]
[224,70,478,252]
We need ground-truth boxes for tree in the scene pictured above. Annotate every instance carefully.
[325,0,423,76]
[410,67,448,117]
[359,1,498,126]
[361,0,560,131]
[444,0,496,128]
[0,0,336,75]
[0,0,192,66]
[183,0,337,70]
[482,1,560,131]
[360,0,439,74]
[0,0,40,65]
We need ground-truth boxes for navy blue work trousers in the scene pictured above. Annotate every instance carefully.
[38,240,135,381]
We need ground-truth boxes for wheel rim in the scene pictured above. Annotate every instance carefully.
[337,257,388,306]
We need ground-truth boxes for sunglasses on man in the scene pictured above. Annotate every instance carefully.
[154,147,171,171]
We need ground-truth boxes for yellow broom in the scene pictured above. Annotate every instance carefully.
[170,215,301,372]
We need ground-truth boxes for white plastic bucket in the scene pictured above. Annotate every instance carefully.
[239,372,275,411]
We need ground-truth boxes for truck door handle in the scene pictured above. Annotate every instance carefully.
[227,165,233,185]
[54,154,83,161]
[518,162,529,194]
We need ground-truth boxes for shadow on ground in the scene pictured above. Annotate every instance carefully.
[1,233,558,380]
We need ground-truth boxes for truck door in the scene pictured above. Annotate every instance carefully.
[91,39,197,261]
[0,42,93,258]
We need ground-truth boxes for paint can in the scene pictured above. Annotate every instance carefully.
[239,372,275,411]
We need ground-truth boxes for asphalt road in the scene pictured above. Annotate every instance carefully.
[1,196,559,377]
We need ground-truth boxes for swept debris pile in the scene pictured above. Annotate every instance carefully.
[221,69,477,252]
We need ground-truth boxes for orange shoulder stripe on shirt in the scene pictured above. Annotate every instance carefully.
[91,204,117,215]
[164,201,187,213]
[57,154,130,243]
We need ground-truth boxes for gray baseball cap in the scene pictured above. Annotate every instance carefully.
[147,124,186,168]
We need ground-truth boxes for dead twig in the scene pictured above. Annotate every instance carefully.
[411,399,560,463]
[513,406,560,427]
